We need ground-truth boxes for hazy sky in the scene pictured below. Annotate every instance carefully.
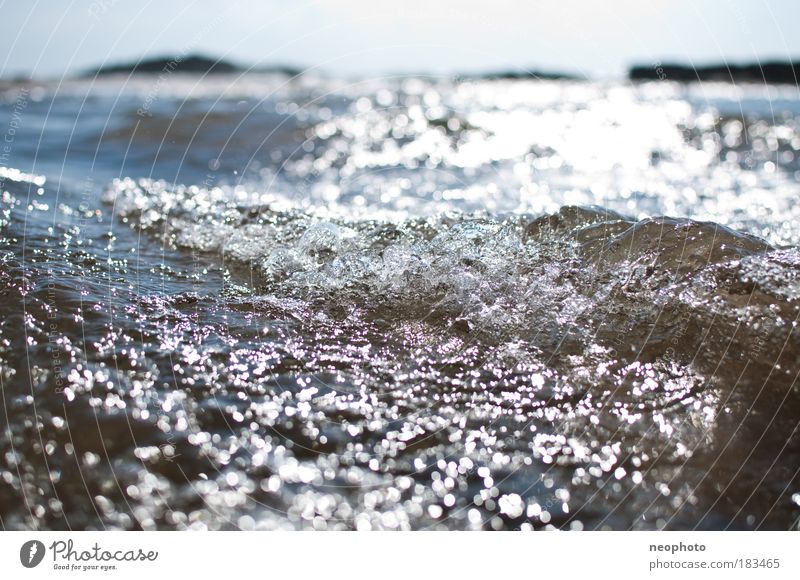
[2,0,800,79]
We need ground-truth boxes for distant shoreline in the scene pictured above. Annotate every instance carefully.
[85,54,583,82]
[89,55,800,85]
[3,54,800,84]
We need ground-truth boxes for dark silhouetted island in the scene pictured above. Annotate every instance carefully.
[458,69,582,81]
[630,61,800,84]
[85,54,304,78]
[86,54,241,77]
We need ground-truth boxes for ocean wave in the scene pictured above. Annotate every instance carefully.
[2,72,800,530]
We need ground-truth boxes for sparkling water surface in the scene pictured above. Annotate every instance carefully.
[1,74,799,530]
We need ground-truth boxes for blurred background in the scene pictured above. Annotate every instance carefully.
[2,0,800,79]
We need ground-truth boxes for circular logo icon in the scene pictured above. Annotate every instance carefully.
[19,540,46,568]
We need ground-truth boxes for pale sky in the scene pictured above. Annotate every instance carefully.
[2,0,799,79]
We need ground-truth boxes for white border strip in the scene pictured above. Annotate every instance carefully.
[1,531,798,579]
